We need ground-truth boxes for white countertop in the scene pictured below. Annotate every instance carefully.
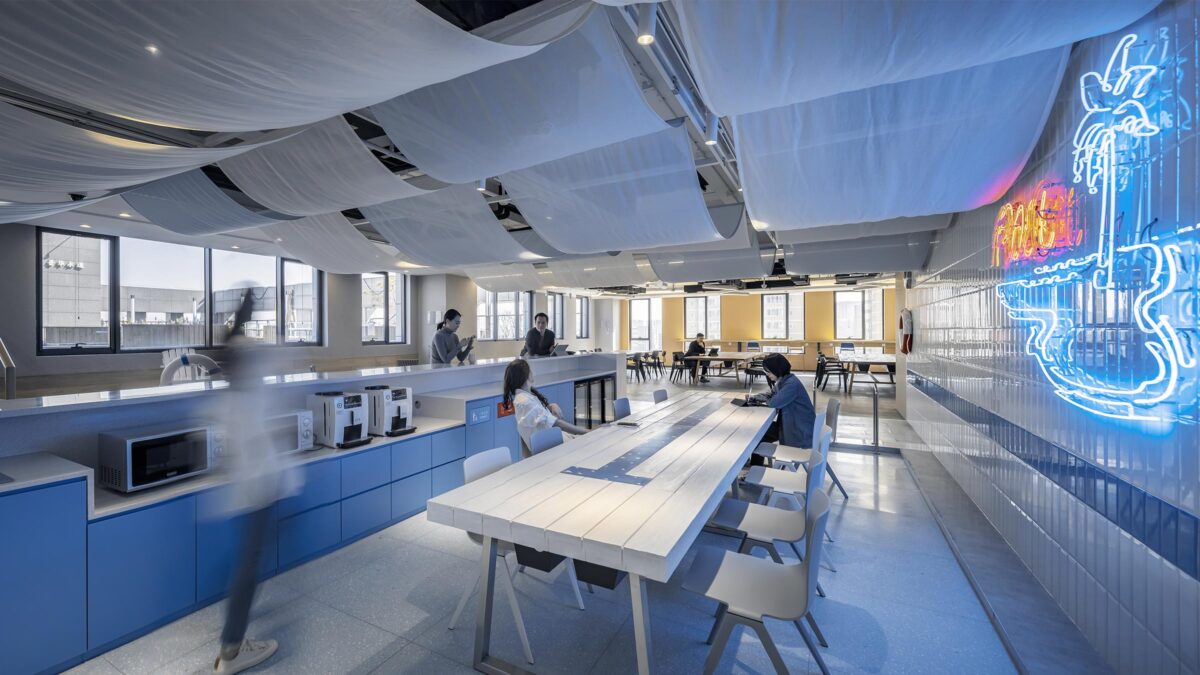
[0,451,92,496]
[421,367,616,403]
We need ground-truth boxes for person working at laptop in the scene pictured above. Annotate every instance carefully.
[686,332,710,383]
[521,312,556,358]
[750,353,816,465]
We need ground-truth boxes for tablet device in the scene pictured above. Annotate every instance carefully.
[552,344,569,356]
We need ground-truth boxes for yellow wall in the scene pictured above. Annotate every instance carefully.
[719,295,761,342]
[618,299,630,350]
[662,297,684,355]
[805,292,836,342]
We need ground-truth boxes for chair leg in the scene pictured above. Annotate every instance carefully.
[499,557,534,664]
[748,619,789,675]
[565,558,585,610]
[805,612,829,648]
[827,465,849,500]
[447,568,479,630]
[766,542,784,564]
[706,602,728,644]
[797,618,831,675]
[816,581,826,598]
[702,613,735,675]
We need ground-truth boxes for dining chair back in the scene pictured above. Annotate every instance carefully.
[613,397,631,420]
[529,427,564,455]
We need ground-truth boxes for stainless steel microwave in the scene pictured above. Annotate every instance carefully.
[98,425,213,493]
[209,409,316,463]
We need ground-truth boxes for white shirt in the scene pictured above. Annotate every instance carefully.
[514,388,557,454]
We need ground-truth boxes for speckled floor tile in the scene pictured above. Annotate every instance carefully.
[272,532,405,595]
[61,656,124,675]
[368,641,477,675]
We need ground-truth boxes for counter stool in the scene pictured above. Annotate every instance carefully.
[683,489,833,675]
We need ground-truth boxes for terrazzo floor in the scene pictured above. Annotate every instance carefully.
[67,376,1016,675]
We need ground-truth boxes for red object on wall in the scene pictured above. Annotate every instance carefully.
[497,401,514,418]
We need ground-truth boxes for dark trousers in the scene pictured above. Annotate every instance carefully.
[690,361,709,379]
[748,416,781,467]
[221,506,273,652]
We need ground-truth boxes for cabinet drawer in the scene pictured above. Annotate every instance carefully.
[278,502,340,568]
[391,435,432,481]
[431,459,465,496]
[392,471,432,520]
[431,426,466,466]
[341,485,391,541]
[278,458,339,518]
[341,445,390,498]
[196,487,277,602]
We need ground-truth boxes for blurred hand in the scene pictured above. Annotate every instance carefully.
[549,403,562,417]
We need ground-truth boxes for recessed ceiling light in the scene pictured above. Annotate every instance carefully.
[636,3,657,45]
[476,178,487,192]
[144,43,160,55]
[118,212,132,218]
[750,219,769,231]
[275,237,283,242]
[737,187,743,192]
[0,200,11,205]
[231,245,240,249]
[79,223,91,229]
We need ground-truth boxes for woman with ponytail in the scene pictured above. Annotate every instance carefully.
[502,359,588,457]
[430,309,474,364]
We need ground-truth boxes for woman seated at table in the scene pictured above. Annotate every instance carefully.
[521,312,555,358]
[502,359,589,457]
[753,353,816,464]
[686,332,710,383]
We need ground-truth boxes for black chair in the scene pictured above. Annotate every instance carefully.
[670,351,688,383]
[816,353,848,392]
[651,351,666,378]
[743,356,767,391]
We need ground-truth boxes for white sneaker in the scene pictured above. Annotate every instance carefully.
[213,638,278,674]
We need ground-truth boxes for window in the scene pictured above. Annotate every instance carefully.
[684,295,720,340]
[761,292,805,340]
[38,229,113,352]
[575,296,591,338]
[361,271,406,343]
[629,297,662,352]
[834,289,886,341]
[37,227,325,353]
[547,292,564,336]
[477,288,532,340]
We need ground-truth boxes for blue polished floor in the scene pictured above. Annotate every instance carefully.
[66,380,1015,675]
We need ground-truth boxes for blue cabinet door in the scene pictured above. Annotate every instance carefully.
[432,426,466,466]
[431,459,465,496]
[88,496,197,650]
[494,406,520,463]
[543,382,576,426]
[0,480,86,675]
[391,435,432,481]
[341,445,390,498]
[195,487,278,603]
[464,399,495,458]
[277,502,340,568]
[341,485,391,541]
[278,458,340,519]
[392,470,432,520]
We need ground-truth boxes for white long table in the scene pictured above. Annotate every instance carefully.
[426,391,774,674]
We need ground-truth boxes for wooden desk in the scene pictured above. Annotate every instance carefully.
[837,353,897,391]
[682,351,759,383]
[427,391,774,675]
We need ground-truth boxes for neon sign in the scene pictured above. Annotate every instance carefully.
[992,179,1084,267]
[996,33,1195,423]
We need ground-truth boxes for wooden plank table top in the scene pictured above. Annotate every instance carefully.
[427,390,774,583]
[837,353,896,366]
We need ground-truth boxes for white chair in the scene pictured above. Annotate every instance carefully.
[752,411,826,469]
[529,427,564,455]
[652,388,668,404]
[683,489,833,675]
[447,447,534,665]
[613,397,631,420]
[742,427,832,513]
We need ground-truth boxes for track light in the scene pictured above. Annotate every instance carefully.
[704,111,719,146]
[476,178,487,192]
[637,3,658,46]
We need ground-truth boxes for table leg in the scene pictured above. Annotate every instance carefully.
[474,536,531,675]
[630,573,654,675]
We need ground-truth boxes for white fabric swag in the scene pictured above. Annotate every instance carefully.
[261,213,401,275]
[545,253,658,288]
[125,170,288,236]
[219,116,430,216]
[737,48,1069,231]
[467,264,547,293]
[773,214,952,246]
[783,231,934,276]
[0,0,552,132]
[648,246,775,283]
[636,203,750,253]
[673,0,1160,117]
[0,194,117,225]
[373,12,666,183]
[501,126,734,253]
[359,184,537,267]
[0,102,269,202]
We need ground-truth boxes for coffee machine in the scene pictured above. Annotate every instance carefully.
[364,385,416,437]
[306,391,369,449]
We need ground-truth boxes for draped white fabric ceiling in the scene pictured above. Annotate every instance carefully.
[373,12,666,183]
[648,246,774,283]
[501,126,733,253]
[0,102,267,203]
[219,116,430,216]
[261,213,401,275]
[124,170,287,236]
[0,0,549,132]
[772,214,951,245]
[467,264,547,293]
[545,253,657,288]
[673,0,1161,117]
[359,184,537,267]
[783,231,934,276]
[0,194,118,225]
[736,48,1069,230]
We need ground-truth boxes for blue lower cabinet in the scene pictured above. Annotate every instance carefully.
[195,488,278,603]
[341,445,390,498]
[543,382,576,426]
[277,502,340,568]
[278,458,340,519]
[465,400,495,457]
[88,496,197,650]
[0,480,86,675]
[341,485,391,541]
[432,426,466,465]
[431,459,466,496]
[494,409,520,463]
[393,470,432,520]
[391,435,432,481]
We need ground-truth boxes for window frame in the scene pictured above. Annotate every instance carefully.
[548,292,565,337]
[36,226,325,355]
[361,270,407,345]
[683,295,720,340]
[629,297,650,351]
[476,289,533,341]
[760,292,805,340]
[833,289,884,342]
[575,296,591,339]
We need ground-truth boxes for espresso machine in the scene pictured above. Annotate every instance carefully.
[306,391,369,449]
[364,385,416,437]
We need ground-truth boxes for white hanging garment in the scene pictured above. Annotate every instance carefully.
[648,246,775,283]
[0,102,271,201]
[672,0,1160,116]
[736,48,1069,231]
[545,253,658,288]
[783,231,935,276]
[773,214,952,245]
[467,264,547,293]
[261,213,401,275]
[125,170,287,236]
[219,116,430,216]
[359,184,537,267]
[0,0,553,132]
[501,126,733,253]
[372,12,666,183]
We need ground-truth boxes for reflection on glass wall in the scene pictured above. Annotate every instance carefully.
[362,272,386,342]
[283,260,318,343]
[212,250,277,345]
[40,230,111,349]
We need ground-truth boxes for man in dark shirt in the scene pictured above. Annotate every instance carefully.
[686,332,710,383]
[522,312,555,357]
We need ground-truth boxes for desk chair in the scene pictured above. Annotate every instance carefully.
[613,397,631,420]
[683,489,833,675]
[529,427,563,455]
[652,388,668,404]
[669,351,688,383]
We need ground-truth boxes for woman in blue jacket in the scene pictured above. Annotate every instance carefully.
[756,353,816,459]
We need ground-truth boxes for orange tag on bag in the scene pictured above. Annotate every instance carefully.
[497,401,514,418]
